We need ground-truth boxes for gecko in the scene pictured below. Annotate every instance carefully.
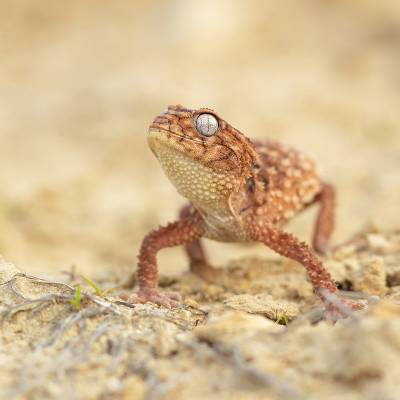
[134,105,362,319]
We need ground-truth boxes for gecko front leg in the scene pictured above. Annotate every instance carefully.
[135,213,205,307]
[311,182,368,255]
[249,223,363,320]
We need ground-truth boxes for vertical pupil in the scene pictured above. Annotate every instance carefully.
[200,117,207,133]
[197,114,217,135]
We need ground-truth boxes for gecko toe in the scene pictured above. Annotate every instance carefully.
[322,296,367,322]
[164,291,182,301]
[129,288,182,308]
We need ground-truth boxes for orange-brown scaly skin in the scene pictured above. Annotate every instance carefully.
[135,105,360,318]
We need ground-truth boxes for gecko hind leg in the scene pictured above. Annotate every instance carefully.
[312,182,336,255]
[179,204,224,282]
[311,182,368,255]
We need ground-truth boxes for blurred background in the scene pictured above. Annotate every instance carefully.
[1,0,399,281]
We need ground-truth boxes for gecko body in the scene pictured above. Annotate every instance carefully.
[136,105,360,319]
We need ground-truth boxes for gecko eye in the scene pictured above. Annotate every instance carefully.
[196,113,219,136]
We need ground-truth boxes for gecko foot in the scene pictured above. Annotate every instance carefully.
[330,236,369,255]
[129,288,182,308]
[319,289,366,322]
[190,261,224,282]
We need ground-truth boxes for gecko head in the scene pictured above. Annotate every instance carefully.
[148,105,261,206]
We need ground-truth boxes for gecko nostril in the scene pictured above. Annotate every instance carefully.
[153,116,169,124]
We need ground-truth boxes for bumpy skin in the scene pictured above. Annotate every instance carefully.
[135,105,359,317]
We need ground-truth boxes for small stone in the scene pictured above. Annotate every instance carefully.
[194,311,283,346]
[223,293,300,321]
[0,258,21,284]
[353,257,387,296]
[153,321,179,357]
[185,298,201,308]
[333,244,358,260]
[325,260,352,282]
[367,300,400,319]
[366,234,390,251]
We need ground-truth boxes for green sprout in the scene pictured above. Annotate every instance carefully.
[275,313,289,326]
[81,275,113,297]
[70,285,82,309]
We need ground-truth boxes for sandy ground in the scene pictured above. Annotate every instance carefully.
[1,1,400,399]
[2,231,400,400]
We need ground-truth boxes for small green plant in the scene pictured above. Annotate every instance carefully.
[70,285,82,309]
[81,275,112,297]
[275,313,289,326]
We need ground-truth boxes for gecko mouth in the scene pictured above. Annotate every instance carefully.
[148,128,182,157]
[148,126,204,156]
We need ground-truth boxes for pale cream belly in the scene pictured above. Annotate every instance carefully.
[194,204,249,242]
